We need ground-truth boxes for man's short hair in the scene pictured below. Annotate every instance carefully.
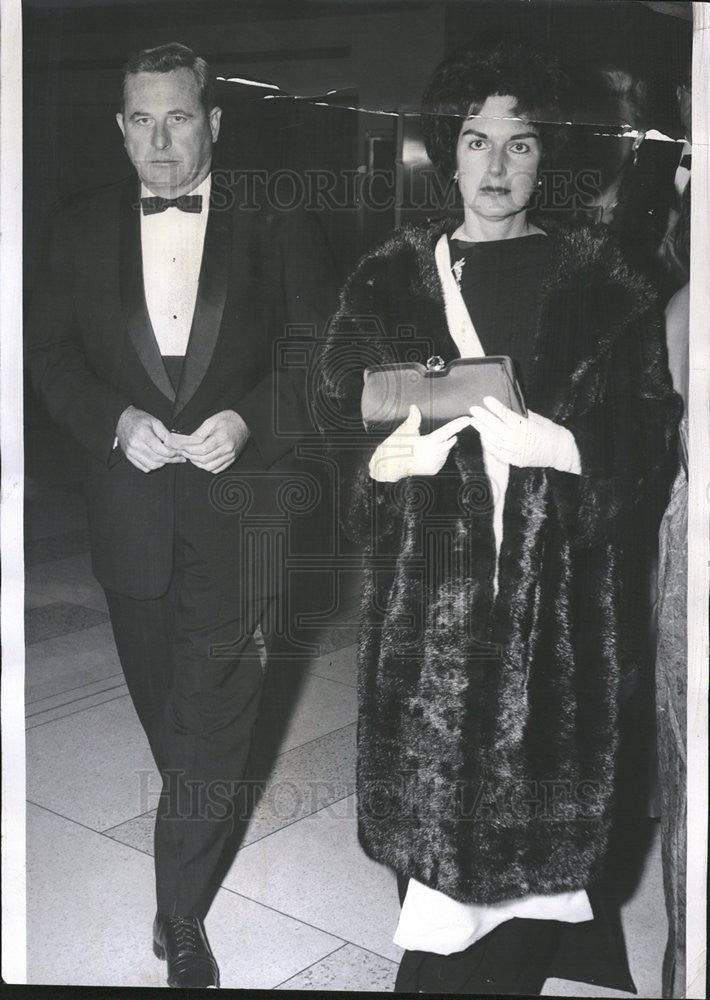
[120,43,215,111]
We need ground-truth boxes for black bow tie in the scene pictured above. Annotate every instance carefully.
[141,194,203,215]
[679,153,691,171]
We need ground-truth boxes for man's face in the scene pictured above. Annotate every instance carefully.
[116,67,221,197]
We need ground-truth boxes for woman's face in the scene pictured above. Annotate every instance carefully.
[455,94,542,224]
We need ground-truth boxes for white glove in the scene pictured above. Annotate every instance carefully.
[368,404,472,483]
[469,396,581,474]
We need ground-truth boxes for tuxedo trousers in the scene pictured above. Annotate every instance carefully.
[105,521,277,919]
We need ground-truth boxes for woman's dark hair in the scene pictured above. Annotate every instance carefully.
[422,34,569,177]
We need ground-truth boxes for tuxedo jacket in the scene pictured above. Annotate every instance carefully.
[608,137,686,287]
[27,175,339,599]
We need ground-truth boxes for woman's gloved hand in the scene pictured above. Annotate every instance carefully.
[368,404,472,482]
[469,396,581,474]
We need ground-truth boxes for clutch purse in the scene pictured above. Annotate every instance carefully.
[361,355,526,431]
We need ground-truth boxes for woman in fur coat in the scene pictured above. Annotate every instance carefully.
[318,36,681,994]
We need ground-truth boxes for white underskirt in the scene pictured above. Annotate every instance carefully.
[394,877,593,954]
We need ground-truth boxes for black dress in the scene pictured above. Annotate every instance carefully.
[448,232,551,391]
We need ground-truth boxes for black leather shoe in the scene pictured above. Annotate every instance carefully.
[153,913,220,988]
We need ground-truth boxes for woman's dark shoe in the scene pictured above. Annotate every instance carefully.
[153,913,220,988]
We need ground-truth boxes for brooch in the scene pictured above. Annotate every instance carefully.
[451,257,465,288]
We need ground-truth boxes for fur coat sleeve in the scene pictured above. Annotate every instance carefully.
[533,226,681,550]
[316,233,429,545]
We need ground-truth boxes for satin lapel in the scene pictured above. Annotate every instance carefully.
[119,181,176,402]
[173,191,233,415]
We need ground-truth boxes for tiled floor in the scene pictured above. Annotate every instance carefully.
[24,463,669,992]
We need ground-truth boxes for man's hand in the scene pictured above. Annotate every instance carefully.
[116,405,185,473]
[368,405,471,483]
[173,410,250,474]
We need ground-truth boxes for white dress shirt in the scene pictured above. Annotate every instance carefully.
[643,132,690,201]
[673,140,691,200]
[140,174,211,357]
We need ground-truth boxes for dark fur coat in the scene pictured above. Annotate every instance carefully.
[318,219,681,904]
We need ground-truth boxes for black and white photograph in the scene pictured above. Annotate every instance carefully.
[1,0,707,995]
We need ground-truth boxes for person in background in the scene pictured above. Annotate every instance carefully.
[656,181,690,1000]
[673,66,692,199]
[566,61,681,290]
[27,42,337,989]
[657,57,692,299]
[662,184,690,404]
[318,34,681,994]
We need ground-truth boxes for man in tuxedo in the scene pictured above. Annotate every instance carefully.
[672,62,692,204]
[621,55,692,299]
[27,42,337,988]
